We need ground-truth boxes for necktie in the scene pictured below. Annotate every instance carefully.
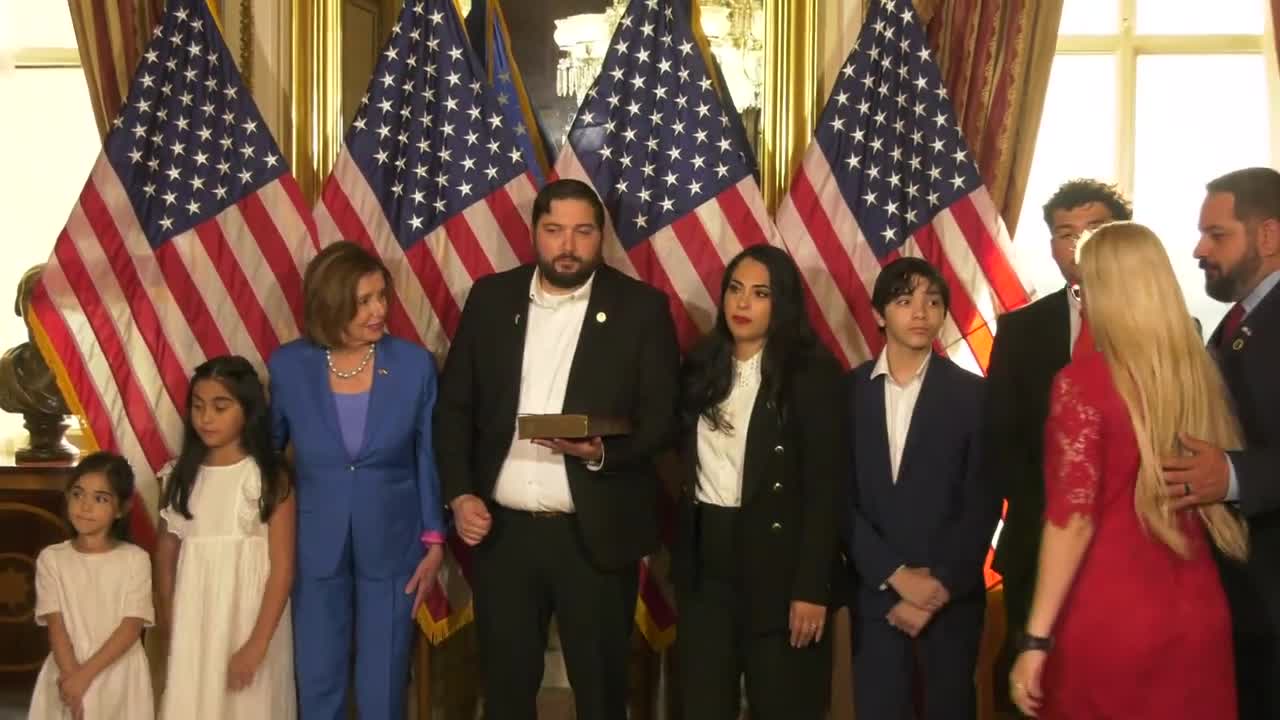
[1072,317,1093,360]
[1218,303,1246,347]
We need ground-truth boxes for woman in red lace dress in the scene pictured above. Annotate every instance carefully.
[1009,222,1247,719]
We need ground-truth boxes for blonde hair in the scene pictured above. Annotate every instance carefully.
[1077,222,1247,560]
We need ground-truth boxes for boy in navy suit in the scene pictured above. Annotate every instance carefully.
[846,257,1000,720]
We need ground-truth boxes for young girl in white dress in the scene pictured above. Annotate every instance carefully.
[155,356,296,719]
[29,452,155,720]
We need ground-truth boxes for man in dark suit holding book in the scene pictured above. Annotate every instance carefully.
[435,179,680,720]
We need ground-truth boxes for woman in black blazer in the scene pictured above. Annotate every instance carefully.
[672,244,847,720]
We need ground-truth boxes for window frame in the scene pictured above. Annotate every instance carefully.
[1054,0,1275,196]
[13,48,80,68]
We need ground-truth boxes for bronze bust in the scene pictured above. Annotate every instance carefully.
[0,265,76,462]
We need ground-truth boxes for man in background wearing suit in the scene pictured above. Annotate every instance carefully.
[983,179,1131,707]
[1164,167,1280,718]
[434,179,680,720]
[847,257,1000,719]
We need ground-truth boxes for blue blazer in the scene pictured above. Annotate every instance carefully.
[845,354,998,617]
[268,335,445,579]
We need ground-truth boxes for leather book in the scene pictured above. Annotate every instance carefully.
[516,414,632,440]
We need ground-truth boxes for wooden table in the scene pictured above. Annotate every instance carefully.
[0,455,75,697]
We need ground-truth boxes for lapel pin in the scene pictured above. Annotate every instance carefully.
[596,311,607,323]
[1242,326,1252,337]
[378,368,390,375]
[514,313,521,325]
[1233,338,1245,351]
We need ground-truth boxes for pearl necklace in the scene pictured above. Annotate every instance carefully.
[326,344,374,379]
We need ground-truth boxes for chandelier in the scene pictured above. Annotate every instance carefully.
[554,0,763,107]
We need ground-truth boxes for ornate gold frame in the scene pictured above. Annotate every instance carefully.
[289,0,345,202]
[282,0,822,210]
[761,0,820,213]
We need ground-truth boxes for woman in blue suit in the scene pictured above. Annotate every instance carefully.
[268,241,445,719]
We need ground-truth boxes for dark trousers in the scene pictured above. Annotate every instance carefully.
[853,595,984,720]
[997,569,1034,715]
[675,504,831,720]
[473,507,638,720]
[1236,631,1280,719]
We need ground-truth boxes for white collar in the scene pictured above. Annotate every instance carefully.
[529,268,595,308]
[732,348,763,388]
[871,349,931,384]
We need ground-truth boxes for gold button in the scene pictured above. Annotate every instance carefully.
[770,522,783,533]
[772,482,783,493]
[773,445,784,454]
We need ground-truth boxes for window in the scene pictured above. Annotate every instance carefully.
[1013,0,1277,334]
[0,0,101,448]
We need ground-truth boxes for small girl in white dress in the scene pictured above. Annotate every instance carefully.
[29,452,155,720]
[155,356,296,719]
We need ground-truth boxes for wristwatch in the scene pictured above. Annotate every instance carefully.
[1016,632,1053,653]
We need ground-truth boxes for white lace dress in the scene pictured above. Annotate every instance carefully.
[28,541,155,719]
[158,458,295,719]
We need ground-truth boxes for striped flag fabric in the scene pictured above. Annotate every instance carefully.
[314,0,539,362]
[775,0,1028,375]
[555,0,778,352]
[554,0,778,648]
[29,0,318,547]
[312,0,539,642]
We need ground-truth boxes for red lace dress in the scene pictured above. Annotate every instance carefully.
[1039,353,1236,719]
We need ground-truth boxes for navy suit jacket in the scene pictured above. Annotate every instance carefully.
[1210,282,1280,636]
[845,354,998,617]
[268,335,445,579]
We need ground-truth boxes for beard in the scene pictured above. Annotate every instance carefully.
[1202,244,1261,302]
[537,251,601,289]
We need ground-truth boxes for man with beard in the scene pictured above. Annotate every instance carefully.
[435,178,680,719]
[1163,167,1280,718]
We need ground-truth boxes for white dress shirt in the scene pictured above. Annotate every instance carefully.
[492,271,594,512]
[695,351,763,507]
[870,351,931,483]
[1067,285,1083,351]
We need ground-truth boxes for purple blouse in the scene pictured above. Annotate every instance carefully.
[333,390,370,460]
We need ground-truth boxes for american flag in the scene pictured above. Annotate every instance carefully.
[553,0,777,648]
[466,0,555,182]
[776,0,1027,373]
[554,0,778,352]
[30,0,318,547]
[314,0,539,361]
[312,0,538,642]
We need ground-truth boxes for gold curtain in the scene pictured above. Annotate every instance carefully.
[66,0,166,139]
[919,0,1064,237]
[1272,0,1280,67]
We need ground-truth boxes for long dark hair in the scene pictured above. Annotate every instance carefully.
[681,244,819,431]
[160,356,287,522]
[65,451,136,541]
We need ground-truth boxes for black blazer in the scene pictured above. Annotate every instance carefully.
[1211,282,1280,636]
[983,288,1072,582]
[846,354,997,618]
[434,264,681,571]
[670,349,847,632]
